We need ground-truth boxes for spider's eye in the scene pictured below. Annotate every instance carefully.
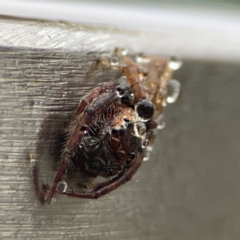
[136,100,154,120]
[115,86,125,97]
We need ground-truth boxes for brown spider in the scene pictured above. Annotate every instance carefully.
[35,49,181,203]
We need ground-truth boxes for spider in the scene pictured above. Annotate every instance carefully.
[35,49,181,203]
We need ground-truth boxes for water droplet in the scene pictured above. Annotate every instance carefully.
[121,48,128,56]
[57,180,68,192]
[111,57,119,66]
[169,56,182,70]
[155,114,166,130]
[167,79,181,104]
[143,156,149,161]
[143,152,150,161]
[147,146,153,152]
[136,53,150,63]
[136,100,154,121]
[136,53,144,63]
[157,121,166,130]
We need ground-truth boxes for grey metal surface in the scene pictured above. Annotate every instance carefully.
[1,1,240,62]
[0,16,240,240]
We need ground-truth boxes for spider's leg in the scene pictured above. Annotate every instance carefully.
[43,83,120,204]
[74,82,117,118]
[122,65,146,103]
[32,161,40,196]
[32,162,51,204]
[57,153,143,199]
[44,153,72,203]
[111,53,146,103]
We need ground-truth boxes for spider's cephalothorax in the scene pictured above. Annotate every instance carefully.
[38,48,181,203]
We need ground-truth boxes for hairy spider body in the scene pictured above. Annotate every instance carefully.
[37,49,181,203]
[72,94,144,179]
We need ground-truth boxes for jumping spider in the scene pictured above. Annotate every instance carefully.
[36,48,181,203]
